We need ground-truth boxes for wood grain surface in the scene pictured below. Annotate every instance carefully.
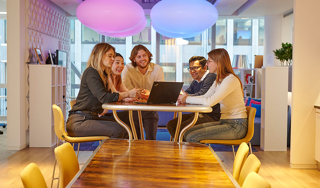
[71,139,235,188]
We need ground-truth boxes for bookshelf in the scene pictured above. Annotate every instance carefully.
[233,68,261,99]
[29,65,66,147]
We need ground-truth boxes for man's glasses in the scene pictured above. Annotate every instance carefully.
[187,66,202,71]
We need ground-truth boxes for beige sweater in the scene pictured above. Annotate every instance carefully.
[186,74,247,119]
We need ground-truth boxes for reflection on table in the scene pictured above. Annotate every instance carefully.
[67,139,240,188]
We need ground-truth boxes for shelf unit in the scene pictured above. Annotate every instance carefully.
[260,66,288,151]
[29,65,66,147]
[233,68,261,98]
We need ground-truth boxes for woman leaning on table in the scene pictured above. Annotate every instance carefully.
[67,43,138,138]
[178,48,247,143]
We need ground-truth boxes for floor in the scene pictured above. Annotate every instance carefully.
[1,127,320,188]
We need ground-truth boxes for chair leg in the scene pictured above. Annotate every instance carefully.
[249,142,253,154]
[51,139,60,188]
[170,136,173,141]
[77,143,80,158]
[232,145,236,159]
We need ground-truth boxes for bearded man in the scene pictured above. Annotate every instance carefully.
[122,45,164,140]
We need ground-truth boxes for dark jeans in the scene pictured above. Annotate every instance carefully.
[133,111,159,140]
[66,111,130,138]
[166,113,218,139]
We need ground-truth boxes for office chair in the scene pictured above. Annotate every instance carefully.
[242,172,271,188]
[238,154,261,186]
[200,106,256,157]
[233,142,249,182]
[51,104,109,187]
[20,163,47,188]
[54,142,80,188]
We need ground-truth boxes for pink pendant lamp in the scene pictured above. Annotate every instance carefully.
[77,0,146,37]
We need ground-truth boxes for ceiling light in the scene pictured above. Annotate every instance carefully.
[151,0,218,38]
[77,0,146,37]
[0,12,7,14]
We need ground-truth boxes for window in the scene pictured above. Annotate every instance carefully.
[0,19,7,116]
[233,19,252,45]
[132,18,151,44]
[81,25,100,44]
[216,19,227,45]
[259,19,264,46]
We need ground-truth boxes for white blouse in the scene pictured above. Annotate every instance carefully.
[186,74,247,119]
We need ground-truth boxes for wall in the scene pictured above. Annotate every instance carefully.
[7,0,70,150]
[290,0,320,168]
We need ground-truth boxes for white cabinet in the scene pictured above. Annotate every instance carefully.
[29,65,66,147]
[233,68,261,98]
[261,66,288,151]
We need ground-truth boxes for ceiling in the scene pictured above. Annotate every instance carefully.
[50,0,293,18]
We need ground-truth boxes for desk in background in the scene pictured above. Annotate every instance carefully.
[102,102,212,143]
[67,139,240,188]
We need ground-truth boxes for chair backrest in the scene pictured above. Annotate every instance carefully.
[70,99,76,109]
[20,163,47,188]
[233,142,249,181]
[52,104,68,141]
[54,142,80,188]
[238,154,261,186]
[244,106,256,141]
[242,172,271,188]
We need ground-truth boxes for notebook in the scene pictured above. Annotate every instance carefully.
[135,81,183,104]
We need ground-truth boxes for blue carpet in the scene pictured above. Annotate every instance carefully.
[74,129,257,152]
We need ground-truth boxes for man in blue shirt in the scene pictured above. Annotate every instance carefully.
[166,56,221,138]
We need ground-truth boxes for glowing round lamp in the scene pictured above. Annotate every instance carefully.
[152,23,205,39]
[96,17,147,38]
[151,0,218,38]
[77,0,146,33]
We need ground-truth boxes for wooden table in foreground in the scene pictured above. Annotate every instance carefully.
[68,139,240,188]
[102,102,212,143]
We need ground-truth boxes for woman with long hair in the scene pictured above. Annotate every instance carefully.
[109,53,128,92]
[67,43,138,138]
[178,48,247,143]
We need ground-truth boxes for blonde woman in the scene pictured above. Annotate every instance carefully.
[179,48,247,143]
[67,43,138,138]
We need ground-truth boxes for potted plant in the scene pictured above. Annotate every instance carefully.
[273,42,292,66]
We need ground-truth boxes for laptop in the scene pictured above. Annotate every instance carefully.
[135,81,183,104]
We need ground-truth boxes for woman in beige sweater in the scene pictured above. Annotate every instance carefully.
[179,48,247,143]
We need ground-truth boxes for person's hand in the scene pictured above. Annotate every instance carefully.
[141,89,150,100]
[128,88,140,98]
[99,109,109,117]
[122,98,138,103]
[178,89,187,104]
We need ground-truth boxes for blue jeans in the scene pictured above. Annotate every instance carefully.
[185,118,248,144]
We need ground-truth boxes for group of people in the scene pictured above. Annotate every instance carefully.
[67,42,248,144]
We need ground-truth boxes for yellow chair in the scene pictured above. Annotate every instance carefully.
[200,106,256,157]
[238,154,261,186]
[20,163,47,188]
[54,143,80,188]
[51,104,109,187]
[233,142,249,182]
[70,99,76,109]
[242,172,271,188]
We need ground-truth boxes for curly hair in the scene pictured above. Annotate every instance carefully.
[129,45,153,67]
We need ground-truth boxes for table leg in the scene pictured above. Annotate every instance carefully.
[112,110,133,141]
[173,112,182,142]
[138,111,145,140]
[178,112,199,144]
[129,110,138,140]
[170,112,178,141]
